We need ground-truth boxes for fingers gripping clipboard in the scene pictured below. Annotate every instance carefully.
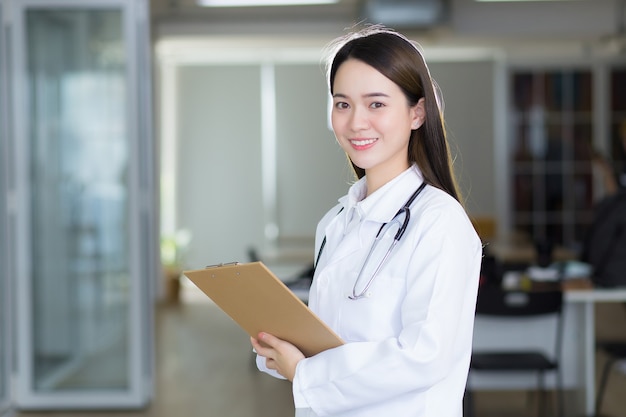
[183,262,344,357]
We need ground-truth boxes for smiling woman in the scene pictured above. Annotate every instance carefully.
[251,25,482,417]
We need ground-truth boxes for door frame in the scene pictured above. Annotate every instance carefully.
[0,0,14,414]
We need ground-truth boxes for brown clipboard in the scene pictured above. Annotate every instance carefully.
[183,261,344,357]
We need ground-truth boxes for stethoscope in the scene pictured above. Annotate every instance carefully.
[315,182,427,300]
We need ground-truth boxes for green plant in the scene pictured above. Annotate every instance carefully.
[160,229,192,269]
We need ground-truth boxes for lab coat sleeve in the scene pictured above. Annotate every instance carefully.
[291,201,482,416]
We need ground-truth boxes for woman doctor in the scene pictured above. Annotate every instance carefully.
[251,26,482,417]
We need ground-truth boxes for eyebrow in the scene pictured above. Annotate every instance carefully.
[333,92,390,99]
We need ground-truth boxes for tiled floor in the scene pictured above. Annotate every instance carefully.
[14,285,626,417]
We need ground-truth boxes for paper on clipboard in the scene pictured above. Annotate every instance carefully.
[183,261,344,357]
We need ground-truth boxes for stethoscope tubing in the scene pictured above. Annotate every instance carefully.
[348,238,400,300]
[348,182,426,300]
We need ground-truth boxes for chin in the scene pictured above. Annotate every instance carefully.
[348,160,371,171]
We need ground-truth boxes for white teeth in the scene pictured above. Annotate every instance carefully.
[350,138,376,146]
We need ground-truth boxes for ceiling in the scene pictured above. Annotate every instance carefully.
[150,0,360,24]
[150,0,626,59]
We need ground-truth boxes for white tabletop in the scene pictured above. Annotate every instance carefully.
[565,287,626,302]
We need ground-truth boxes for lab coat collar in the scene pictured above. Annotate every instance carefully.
[338,165,425,227]
[338,178,366,235]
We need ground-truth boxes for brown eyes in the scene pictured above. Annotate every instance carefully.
[333,102,385,110]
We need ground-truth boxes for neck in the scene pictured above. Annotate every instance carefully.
[365,163,411,196]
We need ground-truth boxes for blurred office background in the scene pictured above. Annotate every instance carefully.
[1,0,625,416]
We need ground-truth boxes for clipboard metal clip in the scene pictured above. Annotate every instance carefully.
[205,262,240,269]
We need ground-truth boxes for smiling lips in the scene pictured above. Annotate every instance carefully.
[349,138,377,150]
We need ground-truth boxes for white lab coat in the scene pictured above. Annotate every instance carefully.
[257,165,482,417]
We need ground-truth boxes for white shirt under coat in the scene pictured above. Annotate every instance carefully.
[258,165,482,417]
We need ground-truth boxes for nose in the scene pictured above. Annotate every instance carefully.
[349,106,369,131]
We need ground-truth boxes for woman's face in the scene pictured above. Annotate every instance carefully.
[331,58,424,184]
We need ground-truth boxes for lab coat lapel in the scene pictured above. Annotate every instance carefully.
[319,201,363,268]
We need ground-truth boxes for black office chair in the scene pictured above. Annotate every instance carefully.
[466,285,564,417]
[595,333,626,416]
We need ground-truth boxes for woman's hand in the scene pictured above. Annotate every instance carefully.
[250,332,305,381]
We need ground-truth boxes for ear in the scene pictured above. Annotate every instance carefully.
[410,97,426,130]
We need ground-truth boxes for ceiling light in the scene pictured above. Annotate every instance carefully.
[197,0,339,6]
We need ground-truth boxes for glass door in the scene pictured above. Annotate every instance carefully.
[8,0,156,409]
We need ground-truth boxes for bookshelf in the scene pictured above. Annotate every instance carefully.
[510,69,594,249]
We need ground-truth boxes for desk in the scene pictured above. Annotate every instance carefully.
[471,285,626,416]
[486,238,577,265]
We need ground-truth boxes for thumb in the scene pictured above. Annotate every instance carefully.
[259,332,283,349]
[258,332,281,348]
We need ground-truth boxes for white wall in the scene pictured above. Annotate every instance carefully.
[175,64,266,268]
[429,59,498,216]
